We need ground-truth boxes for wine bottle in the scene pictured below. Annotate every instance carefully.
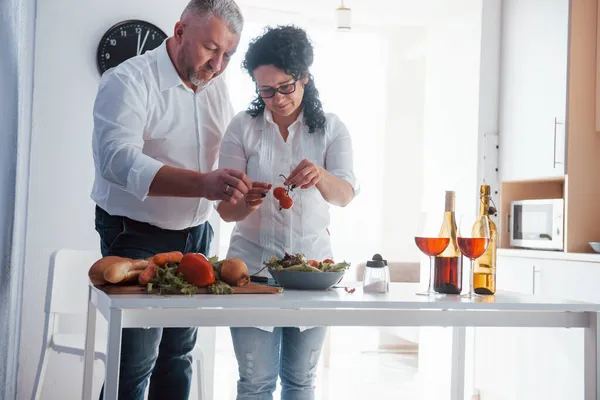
[433,191,462,294]
[473,184,498,295]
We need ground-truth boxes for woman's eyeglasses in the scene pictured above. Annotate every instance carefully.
[256,80,298,99]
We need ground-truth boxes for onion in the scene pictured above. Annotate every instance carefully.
[220,258,250,286]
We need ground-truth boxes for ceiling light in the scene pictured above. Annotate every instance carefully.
[336,0,352,31]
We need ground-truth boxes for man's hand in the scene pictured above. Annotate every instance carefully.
[245,182,272,211]
[284,159,323,190]
[200,168,253,204]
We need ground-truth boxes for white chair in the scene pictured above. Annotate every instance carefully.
[32,249,216,400]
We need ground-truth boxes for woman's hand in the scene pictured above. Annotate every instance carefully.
[285,159,323,190]
[245,182,272,211]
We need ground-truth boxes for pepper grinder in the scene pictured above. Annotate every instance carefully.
[363,253,390,293]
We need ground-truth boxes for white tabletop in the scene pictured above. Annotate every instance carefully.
[85,286,600,400]
[92,283,600,312]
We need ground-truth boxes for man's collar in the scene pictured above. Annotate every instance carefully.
[157,40,185,92]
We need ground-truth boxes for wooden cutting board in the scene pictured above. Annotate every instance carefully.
[96,282,282,295]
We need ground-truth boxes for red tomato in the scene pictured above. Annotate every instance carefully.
[176,253,216,287]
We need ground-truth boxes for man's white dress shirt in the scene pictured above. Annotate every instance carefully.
[91,41,233,230]
[219,109,358,332]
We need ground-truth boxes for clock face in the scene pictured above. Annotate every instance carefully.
[96,20,168,75]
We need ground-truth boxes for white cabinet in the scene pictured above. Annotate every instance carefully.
[473,255,537,400]
[496,255,534,294]
[474,255,600,399]
[528,259,598,400]
[499,0,569,181]
[536,259,600,303]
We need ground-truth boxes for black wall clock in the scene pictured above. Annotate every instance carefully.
[96,19,168,75]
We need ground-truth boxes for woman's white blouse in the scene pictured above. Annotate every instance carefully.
[218,109,358,332]
[219,109,358,274]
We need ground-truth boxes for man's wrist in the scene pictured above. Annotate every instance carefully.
[194,172,206,198]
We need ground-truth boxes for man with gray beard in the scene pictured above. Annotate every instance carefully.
[90,1,257,398]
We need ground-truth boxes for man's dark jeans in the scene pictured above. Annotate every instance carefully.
[95,206,213,400]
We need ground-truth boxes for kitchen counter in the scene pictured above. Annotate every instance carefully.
[498,248,600,263]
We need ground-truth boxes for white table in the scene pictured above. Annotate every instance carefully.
[82,283,600,400]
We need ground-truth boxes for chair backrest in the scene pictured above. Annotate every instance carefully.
[46,249,102,315]
[355,261,420,283]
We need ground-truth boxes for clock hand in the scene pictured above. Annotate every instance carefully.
[136,31,141,55]
[139,30,150,54]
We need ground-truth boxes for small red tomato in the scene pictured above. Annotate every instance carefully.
[323,258,334,264]
[279,196,293,210]
[273,187,287,200]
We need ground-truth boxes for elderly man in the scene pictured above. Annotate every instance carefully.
[91,0,249,398]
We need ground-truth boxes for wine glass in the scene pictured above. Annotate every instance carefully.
[414,212,449,297]
[457,215,490,299]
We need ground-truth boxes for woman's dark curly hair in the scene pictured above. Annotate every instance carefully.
[243,25,326,133]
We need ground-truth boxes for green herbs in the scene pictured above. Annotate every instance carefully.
[147,262,233,295]
[207,281,233,294]
[320,261,350,273]
[147,263,199,295]
[208,256,222,280]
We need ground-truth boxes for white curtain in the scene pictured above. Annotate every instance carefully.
[0,0,36,398]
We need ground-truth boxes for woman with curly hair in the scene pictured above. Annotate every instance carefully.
[216,25,358,399]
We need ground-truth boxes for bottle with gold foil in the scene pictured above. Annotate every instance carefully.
[472,185,497,295]
[433,191,462,294]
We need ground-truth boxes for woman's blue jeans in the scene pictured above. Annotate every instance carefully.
[230,327,327,400]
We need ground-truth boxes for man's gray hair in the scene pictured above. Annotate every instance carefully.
[181,0,244,35]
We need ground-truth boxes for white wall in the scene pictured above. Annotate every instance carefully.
[236,0,436,28]
[18,2,189,399]
[416,2,485,399]
[420,12,481,216]
[380,1,486,265]
[381,28,427,263]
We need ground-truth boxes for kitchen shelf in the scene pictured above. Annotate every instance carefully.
[498,179,565,249]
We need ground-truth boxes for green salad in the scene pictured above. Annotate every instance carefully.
[264,252,350,273]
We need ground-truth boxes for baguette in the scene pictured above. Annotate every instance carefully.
[89,256,124,286]
[103,258,149,284]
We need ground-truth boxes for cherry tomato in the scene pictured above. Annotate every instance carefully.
[279,196,293,210]
[273,187,287,200]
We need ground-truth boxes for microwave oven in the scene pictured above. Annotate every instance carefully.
[509,199,564,251]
